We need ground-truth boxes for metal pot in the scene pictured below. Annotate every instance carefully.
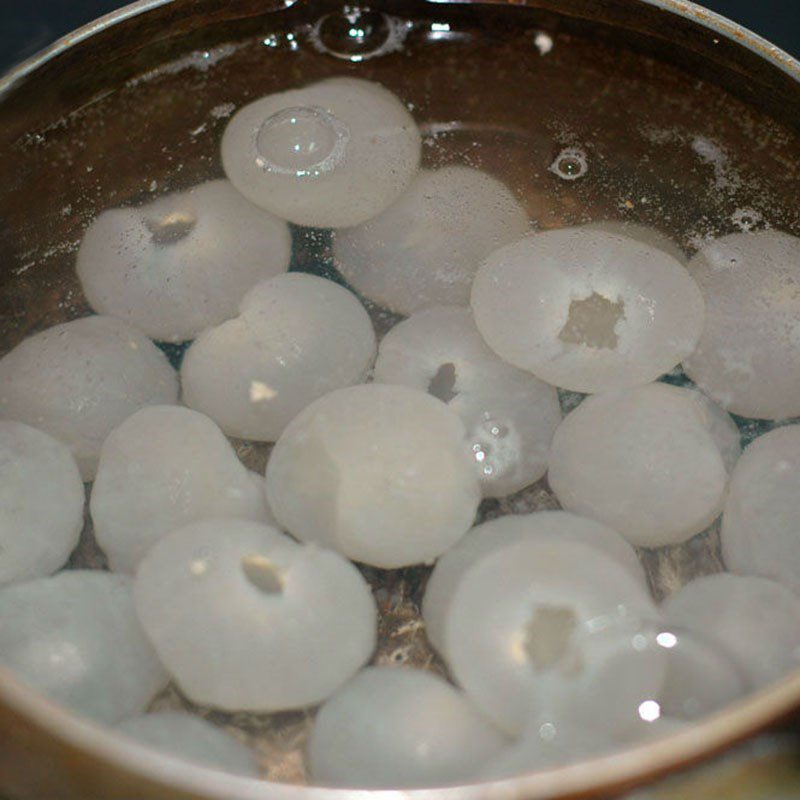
[0,1,798,798]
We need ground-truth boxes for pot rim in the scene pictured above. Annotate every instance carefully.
[1,0,799,95]
[1,1,799,798]
[3,665,800,799]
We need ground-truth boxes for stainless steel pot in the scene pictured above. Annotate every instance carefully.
[0,1,798,798]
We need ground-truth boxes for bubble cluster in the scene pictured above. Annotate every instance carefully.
[373,307,561,496]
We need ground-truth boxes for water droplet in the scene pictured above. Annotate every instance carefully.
[485,422,509,439]
[539,721,557,741]
[472,443,488,462]
[255,106,349,177]
[550,148,588,181]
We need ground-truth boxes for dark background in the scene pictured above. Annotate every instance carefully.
[0,1,797,72]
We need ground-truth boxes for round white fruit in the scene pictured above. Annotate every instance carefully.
[221,77,421,228]
[0,571,167,723]
[266,384,481,568]
[0,316,178,479]
[480,710,689,780]
[548,383,740,547]
[684,231,800,419]
[308,667,506,788]
[582,220,686,263]
[134,519,376,711]
[334,166,529,314]
[181,273,376,441]
[654,622,749,721]
[444,537,661,736]
[422,511,645,655]
[663,573,800,688]
[117,711,259,777]
[722,425,800,595]
[91,405,272,573]
[478,717,620,779]
[0,421,84,586]
[373,307,561,497]
[77,179,291,342]
[471,228,704,393]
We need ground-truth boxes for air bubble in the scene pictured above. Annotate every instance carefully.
[372,307,560,498]
[550,148,588,181]
[255,106,349,177]
[310,7,405,61]
[731,207,763,232]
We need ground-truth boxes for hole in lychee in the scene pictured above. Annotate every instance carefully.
[525,605,578,671]
[146,211,197,245]
[241,554,284,594]
[428,362,458,403]
[558,292,625,350]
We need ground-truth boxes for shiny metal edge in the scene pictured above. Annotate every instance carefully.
[648,0,800,80]
[4,663,800,799]
[0,0,798,798]
[0,0,174,96]
[0,0,798,98]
